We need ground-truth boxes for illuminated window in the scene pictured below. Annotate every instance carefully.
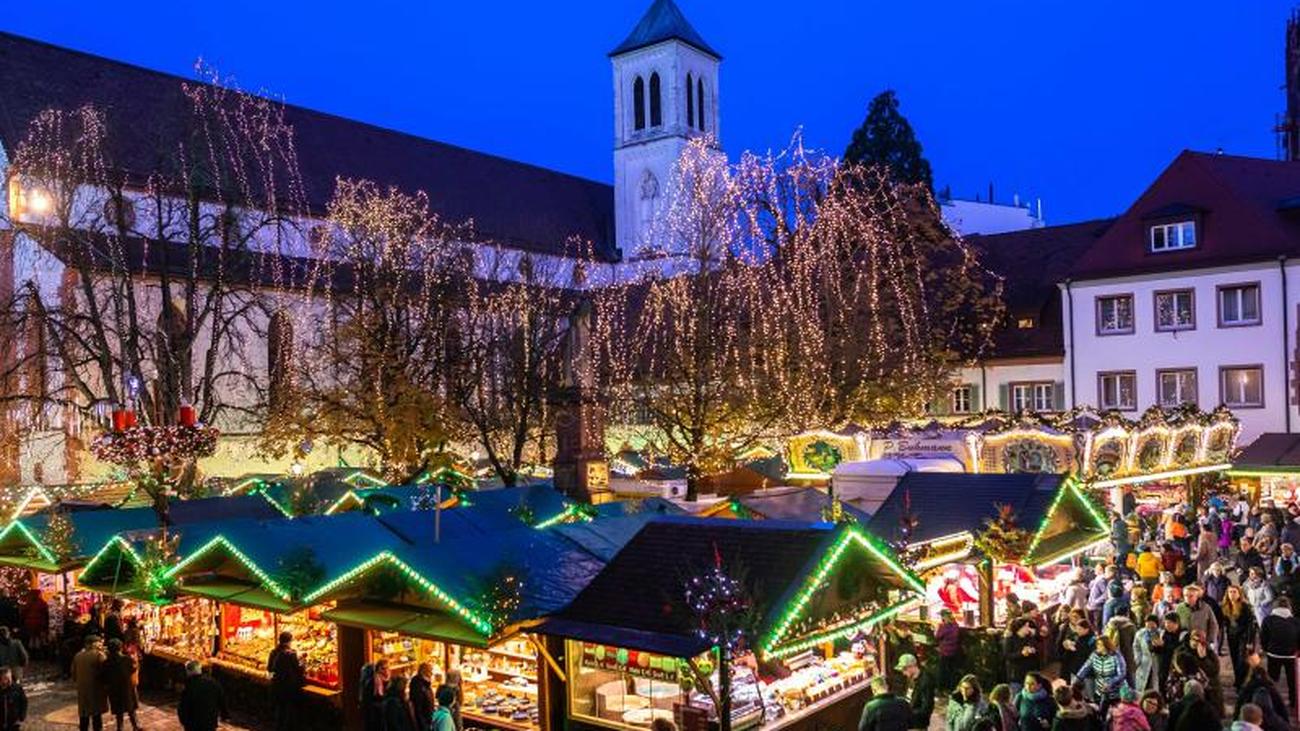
[1149,220,1196,252]
[1221,366,1263,408]
[1096,295,1134,335]
[1218,284,1261,327]
[1157,369,1197,407]
[1098,371,1137,411]
[1154,290,1195,331]
[1017,317,1035,329]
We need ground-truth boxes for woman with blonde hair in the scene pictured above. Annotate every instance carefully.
[1222,583,1257,688]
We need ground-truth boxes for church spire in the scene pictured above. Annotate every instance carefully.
[610,0,720,59]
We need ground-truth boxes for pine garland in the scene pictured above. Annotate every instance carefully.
[971,503,1033,562]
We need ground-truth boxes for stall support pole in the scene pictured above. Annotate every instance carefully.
[338,625,367,731]
[978,559,994,627]
[543,635,566,731]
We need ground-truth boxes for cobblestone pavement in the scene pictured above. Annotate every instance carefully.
[21,666,255,731]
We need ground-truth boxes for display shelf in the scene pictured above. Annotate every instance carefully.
[463,709,535,731]
[488,647,537,662]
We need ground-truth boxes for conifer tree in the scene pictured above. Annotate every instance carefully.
[843,90,934,190]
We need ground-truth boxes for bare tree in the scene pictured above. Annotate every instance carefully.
[1,72,308,516]
[259,179,471,483]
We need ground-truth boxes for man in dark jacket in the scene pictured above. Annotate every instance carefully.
[0,668,26,731]
[859,676,910,731]
[1260,596,1300,712]
[409,663,435,731]
[1169,679,1219,731]
[267,632,304,731]
[892,653,935,729]
[177,661,228,731]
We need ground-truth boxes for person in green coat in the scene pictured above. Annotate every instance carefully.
[945,675,987,731]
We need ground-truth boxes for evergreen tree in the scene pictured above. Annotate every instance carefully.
[843,90,934,190]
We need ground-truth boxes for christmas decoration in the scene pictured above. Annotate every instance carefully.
[971,504,1033,562]
[42,508,75,564]
[89,423,219,465]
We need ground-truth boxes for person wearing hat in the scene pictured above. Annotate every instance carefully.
[1108,686,1148,731]
[892,652,936,729]
[858,675,910,731]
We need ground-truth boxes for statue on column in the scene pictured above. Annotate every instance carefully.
[552,296,611,504]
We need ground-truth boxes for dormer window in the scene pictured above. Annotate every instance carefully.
[1149,220,1196,252]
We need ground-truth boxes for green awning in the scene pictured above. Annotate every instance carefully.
[1024,528,1108,567]
[178,579,295,613]
[0,555,66,573]
[323,602,488,647]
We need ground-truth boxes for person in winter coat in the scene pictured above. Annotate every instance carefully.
[1058,618,1096,681]
[381,676,416,731]
[1132,615,1159,694]
[935,610,963,692]
[1102,581,1130,629]
[1222,591,1257,692]
[982,684,1016,731]
[267,632,305,731]
[1135,546,1162,592]
[409,663,436,731]
[1060,578,1089,614]
[0,668,26,731]
[1129,587,1152,629]
[1005,619,1042,686]
[1015,673,1056,731]
[1173,584,1219,648]
[1244,567,1275,626]
[946,675,986,731]
[361,659,391,731]
[1233,703,1266,731]
[1152,614,1184,689]
[1184,629,1224,718]
[1105,615,1137,687]
[859,675,911,731]
[1193,529,1217,581]
[1139,691,1167,731]
[1075,634,1127,715]
[177,661,229,731]
[103,639,139,731]
[1202,562,1229,605]
[1150,572,1181,609]
[894,653,936,730]
[436,668,462,731]
[72,635,107,731]
[1275,543,1300,579]
[1243,680,1290,731]
[1162,653,1207,710]
[1109,686,1151,731]
[431,686,458,731]
[1088,568,1114,631]
[1049,684,1093,731]
[1238,538,1267,581]
[1168,680,1218,731]
[0,630,27,685]
[1259,596,1299,713]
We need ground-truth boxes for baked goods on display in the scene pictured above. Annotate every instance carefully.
[369,631,445,678]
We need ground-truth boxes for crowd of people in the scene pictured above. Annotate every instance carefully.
[861,489,1300,731]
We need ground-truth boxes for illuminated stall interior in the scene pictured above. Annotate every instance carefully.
[864,472,1109,626]
[542,518,924,731]
[1227,433,1300,505]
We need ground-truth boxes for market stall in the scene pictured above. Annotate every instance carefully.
[864,472,1109,626]
[1227,433,1300,505]
[541,518,924,731]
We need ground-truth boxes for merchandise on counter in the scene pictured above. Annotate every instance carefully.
[279,608,340,688]
[368,631,445,679]
[457,637,541,731]
[139,598,214,662]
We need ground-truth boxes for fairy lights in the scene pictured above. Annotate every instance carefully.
[764,598,920,660]
[0,520,57,565]
[533,504,595,530]
[761,526,923,655]
[300,551,493,635]
[166,536,294,603]
[1089,463,1232,489]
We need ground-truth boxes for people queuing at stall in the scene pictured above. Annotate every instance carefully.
[879,485,1300,731]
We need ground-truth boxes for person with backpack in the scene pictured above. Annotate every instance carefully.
[267,632,305,731]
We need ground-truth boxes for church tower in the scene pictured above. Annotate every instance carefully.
[610,0,720,255]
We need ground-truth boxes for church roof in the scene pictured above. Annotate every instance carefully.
[0,31,619,262]
[610,0,720,59]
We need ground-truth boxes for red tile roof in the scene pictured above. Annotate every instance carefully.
[1070,151,1300,281]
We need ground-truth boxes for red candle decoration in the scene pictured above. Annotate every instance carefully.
[111,408,127,432]
[178,404,197,427]
[123,409,138,428]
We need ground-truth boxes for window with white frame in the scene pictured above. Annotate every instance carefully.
[1149,220,1196,252]
[1097,295,1134,335]
[1011,382,1054,412]
[1155,290,1195,331]
[1219,284,1261,326]
[1157,369,1197,407]
[1098,372,1137,411]
[952,385,973,414]
[1221,366,1264,408]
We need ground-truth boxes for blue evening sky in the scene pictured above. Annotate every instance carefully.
[3,1,1289,224]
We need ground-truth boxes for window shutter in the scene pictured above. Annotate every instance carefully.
[970,384,982,412]
[998,384,1010,410]
[1053,381,1067,411]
